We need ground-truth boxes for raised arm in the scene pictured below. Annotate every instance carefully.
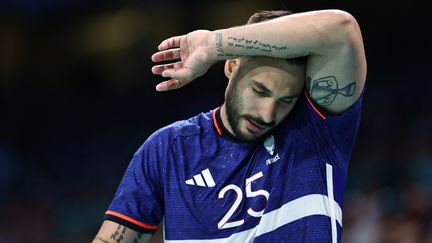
[151,9,366,113]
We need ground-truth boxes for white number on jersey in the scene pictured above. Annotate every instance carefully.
[217,171,269,229]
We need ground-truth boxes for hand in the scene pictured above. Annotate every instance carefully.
[151,30,216,91]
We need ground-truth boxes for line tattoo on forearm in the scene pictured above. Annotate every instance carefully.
[227,36,289,54]
[215,33,224,57]
[215,33,236,57]
[308,76,356,106]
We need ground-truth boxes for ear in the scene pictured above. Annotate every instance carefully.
[224,59,240,78]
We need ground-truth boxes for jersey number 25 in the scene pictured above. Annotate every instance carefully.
[217,171,269,229]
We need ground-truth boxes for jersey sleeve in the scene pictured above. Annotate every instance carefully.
[302,88,364,169]
[103,131,167,234]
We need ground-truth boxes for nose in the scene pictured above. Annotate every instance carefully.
[257,98,277,124]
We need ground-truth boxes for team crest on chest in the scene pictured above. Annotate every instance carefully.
[264,135,275,155]
[264,135,280,165]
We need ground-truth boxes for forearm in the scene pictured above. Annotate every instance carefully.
[208,9,366,113]
[151,9,365,97]
[210,9,358,60]
[93,220,154,243]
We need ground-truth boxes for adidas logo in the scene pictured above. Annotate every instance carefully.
[185,168,215,187]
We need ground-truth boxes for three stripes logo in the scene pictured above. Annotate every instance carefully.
[185,168,215,187]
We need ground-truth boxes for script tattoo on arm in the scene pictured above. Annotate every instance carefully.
[215,33,236,57]
[215,33,291,58]
[307,76,356,106]
[111,225,127,243]
[226,36,289,54]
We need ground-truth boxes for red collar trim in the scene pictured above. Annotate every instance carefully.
[212,107,222,136]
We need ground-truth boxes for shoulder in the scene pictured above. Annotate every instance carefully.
[292,88,364,121]
[129,111,213,169]
[141,110,213,150]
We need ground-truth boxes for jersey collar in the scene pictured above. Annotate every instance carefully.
[212,107,241,142]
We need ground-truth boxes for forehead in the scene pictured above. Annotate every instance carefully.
[240,57,305,94]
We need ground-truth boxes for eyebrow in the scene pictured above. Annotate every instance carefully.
[253,80,300,100]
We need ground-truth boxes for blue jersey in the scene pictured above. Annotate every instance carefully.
[104,91,363,242]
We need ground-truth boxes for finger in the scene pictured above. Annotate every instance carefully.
[155,79,189,92]
[158,36,183,51]
[151,49,181,62]
[163,66,196,81]
[151,61,183,75]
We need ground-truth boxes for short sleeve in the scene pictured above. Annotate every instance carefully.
[302,89,364,168]
[104,133,165,233]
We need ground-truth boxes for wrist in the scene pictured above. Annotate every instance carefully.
[212,31,224,61]
[210,30,240,61]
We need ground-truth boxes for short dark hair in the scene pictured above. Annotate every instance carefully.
[247,10,295,24]
[246,10,307,66]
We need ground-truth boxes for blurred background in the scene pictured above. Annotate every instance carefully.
[0,0,431,242]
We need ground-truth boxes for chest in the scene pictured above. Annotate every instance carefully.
[162,135,332,239]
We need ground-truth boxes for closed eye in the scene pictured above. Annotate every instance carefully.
[280,99,293,105]
[252,87,267,96]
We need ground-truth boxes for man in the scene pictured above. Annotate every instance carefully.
[94,9,366,243]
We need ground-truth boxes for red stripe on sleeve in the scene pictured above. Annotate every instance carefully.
[304,89,327,120]
[105,210,158,230]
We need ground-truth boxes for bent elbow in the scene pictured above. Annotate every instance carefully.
[331,10,363,43]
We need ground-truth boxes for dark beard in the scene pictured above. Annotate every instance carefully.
[225,81,275,144]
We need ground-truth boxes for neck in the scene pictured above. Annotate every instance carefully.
[220,104,235,135]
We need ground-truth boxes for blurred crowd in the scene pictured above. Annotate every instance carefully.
[1,1,431,242]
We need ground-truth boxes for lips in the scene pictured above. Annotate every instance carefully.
[245,119,266,133]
